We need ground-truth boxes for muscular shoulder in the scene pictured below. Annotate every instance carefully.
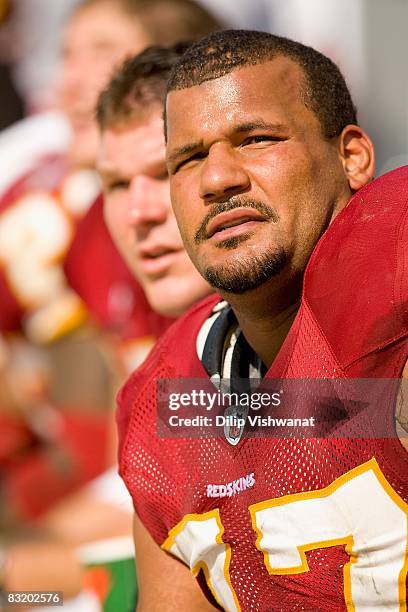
[304,166,408,370]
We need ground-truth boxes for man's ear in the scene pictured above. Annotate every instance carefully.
[338,125,375,191]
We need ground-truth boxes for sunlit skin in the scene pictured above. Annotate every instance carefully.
[166,57,375,366]
[98,110,212,317]
[56,1,153,168]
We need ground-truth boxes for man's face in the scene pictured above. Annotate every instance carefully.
[57,2,152,168]
[98,111,212,317]
[166,58,354,296]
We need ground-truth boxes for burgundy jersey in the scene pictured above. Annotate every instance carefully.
[0,153,99,343]
[118,167,408,611]
[0,153,170,514]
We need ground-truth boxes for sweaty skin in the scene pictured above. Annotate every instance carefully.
[166,58,374,366]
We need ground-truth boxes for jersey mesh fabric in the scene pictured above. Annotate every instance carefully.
[118,167,408,611]
[120,309,408,611]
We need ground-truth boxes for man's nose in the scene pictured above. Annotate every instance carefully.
[199,145,250,202]
[128,175,168,227]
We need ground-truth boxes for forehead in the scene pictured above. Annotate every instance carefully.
[99,112,165,175]
[166,57,317,147]
[63,3,150,51]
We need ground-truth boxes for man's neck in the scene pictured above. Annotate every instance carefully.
[225,276,302,368]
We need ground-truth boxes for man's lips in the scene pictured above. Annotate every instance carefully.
[205,208,268,240]
[138,245,182,277]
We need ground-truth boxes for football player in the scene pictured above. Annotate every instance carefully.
[0,34,221,612]
[0,0,222,521]
[118,30,408,610]
[96,45,212,319]
[0,0,159,523]
[0,42,216,610]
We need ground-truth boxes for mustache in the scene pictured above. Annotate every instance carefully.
[194,196,279,244]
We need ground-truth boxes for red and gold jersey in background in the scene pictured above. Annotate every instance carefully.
[0,152,172,363]
[0,153,98,343]
[0,152,172,518]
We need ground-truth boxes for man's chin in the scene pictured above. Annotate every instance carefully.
[148,293,186,318]
[146,280,212,318]
[201,247,288,295]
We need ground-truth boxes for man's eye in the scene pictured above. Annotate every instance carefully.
[242,135,284,146]
[107,180,130,192]
[174,152,207,173]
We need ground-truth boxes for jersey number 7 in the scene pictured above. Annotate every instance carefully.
[163,459,408,611]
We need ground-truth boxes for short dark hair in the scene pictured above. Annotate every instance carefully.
[74,0,223,46]
[167,29,358,139]
[97,43,189,129]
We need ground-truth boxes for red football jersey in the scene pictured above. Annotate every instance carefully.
[118,167,408,611]
[0,153,171,515]
[0,153,99,343]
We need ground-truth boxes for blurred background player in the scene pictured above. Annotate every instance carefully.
[39,45,215,609]
[1,43,215,612]
[96,45,212,318]
[0,19,219,612]
[0,0,221,525]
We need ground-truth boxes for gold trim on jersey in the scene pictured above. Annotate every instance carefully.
[249,458,408,612]
[162,508,241,611]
